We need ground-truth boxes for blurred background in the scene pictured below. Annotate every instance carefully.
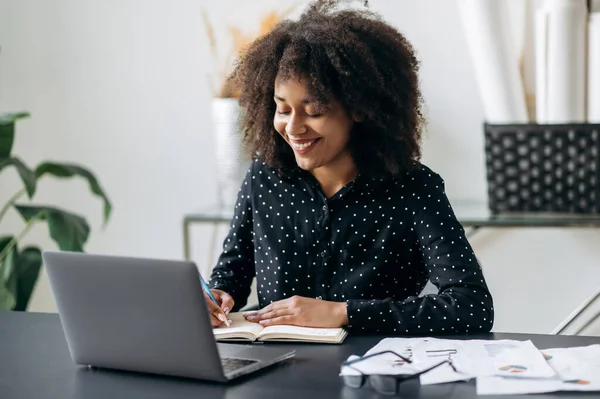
[1,0,600,336]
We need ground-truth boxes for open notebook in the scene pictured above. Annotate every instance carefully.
[213,312,348,344]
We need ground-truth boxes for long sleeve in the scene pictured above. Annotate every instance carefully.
[345,171,494,335]
[209,162,256,311]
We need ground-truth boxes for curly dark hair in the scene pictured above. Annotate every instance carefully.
[228,0,424,178]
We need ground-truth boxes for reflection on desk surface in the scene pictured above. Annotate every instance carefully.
[73,367,228,399]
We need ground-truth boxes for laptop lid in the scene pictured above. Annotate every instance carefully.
[43,250,229,381]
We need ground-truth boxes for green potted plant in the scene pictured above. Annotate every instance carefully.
[0,112,112,311]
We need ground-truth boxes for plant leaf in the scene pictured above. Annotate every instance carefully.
[0,157,37,198]
[0,236,17,310]
[14,205,90,252]
[0,112,31,124]
[0,112,30,159]
[0,236,14,280]
[0,236,12,250]
[13,246,42,311]
[2,242,18,302]
[35,162,112,226]
[0,281,15,311]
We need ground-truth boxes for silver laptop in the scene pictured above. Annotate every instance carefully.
[42,250,295,382]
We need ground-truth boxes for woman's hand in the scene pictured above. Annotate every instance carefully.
[206,289,234,327]
[244,296,348,328]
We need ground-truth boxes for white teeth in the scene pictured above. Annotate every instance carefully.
[291,139,317,150]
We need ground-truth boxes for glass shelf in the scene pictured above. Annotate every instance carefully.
[184,201,600,228]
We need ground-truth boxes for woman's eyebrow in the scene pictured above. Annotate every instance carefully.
[274,94,314,104]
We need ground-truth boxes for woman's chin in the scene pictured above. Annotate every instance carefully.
[294,156,319,171]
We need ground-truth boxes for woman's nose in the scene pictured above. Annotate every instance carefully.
[285,114,307,135]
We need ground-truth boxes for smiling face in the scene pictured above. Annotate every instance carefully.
[273,76,355,173]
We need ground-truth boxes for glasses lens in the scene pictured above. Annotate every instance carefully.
[342,374,365,389]
[369,375,398,396]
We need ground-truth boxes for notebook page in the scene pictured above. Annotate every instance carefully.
[213,312,264,337]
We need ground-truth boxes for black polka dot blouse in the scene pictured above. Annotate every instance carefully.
[209,159,494,335]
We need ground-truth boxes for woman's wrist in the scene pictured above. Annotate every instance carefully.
[332,301,349,327]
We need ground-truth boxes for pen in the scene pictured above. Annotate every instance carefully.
[199,274,231,327]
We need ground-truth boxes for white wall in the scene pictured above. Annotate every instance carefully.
[1,0,599,335]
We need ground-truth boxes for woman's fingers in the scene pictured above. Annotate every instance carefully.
[247,308,293,322]
[205,293,227,326]
[214,290,234,314]
[258,315,296,326]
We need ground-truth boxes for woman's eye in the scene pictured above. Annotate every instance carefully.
[276,110,322,117]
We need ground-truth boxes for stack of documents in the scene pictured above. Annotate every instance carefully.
[477,344,600,395]
[340,338,600,395]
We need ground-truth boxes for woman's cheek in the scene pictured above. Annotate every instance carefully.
[273,116,286,136]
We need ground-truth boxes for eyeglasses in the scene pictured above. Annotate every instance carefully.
[341,350,458,396]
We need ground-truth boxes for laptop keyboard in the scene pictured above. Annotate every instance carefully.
[221,357,259,374]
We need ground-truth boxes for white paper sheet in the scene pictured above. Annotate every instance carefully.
[339,337,555,386]
[477,344,600,395]
[339,337,426,377]
[456,0,528,123]
[546,0,587,122]
[411,338,556,385]
[589,13,600,122]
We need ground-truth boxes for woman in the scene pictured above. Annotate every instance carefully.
[207,0,494,335]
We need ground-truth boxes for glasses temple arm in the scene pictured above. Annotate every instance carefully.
[342,350,413,366]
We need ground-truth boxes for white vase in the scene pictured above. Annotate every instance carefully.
[212,98,250,211]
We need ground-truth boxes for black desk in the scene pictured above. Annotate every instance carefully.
[2,312,600,399]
